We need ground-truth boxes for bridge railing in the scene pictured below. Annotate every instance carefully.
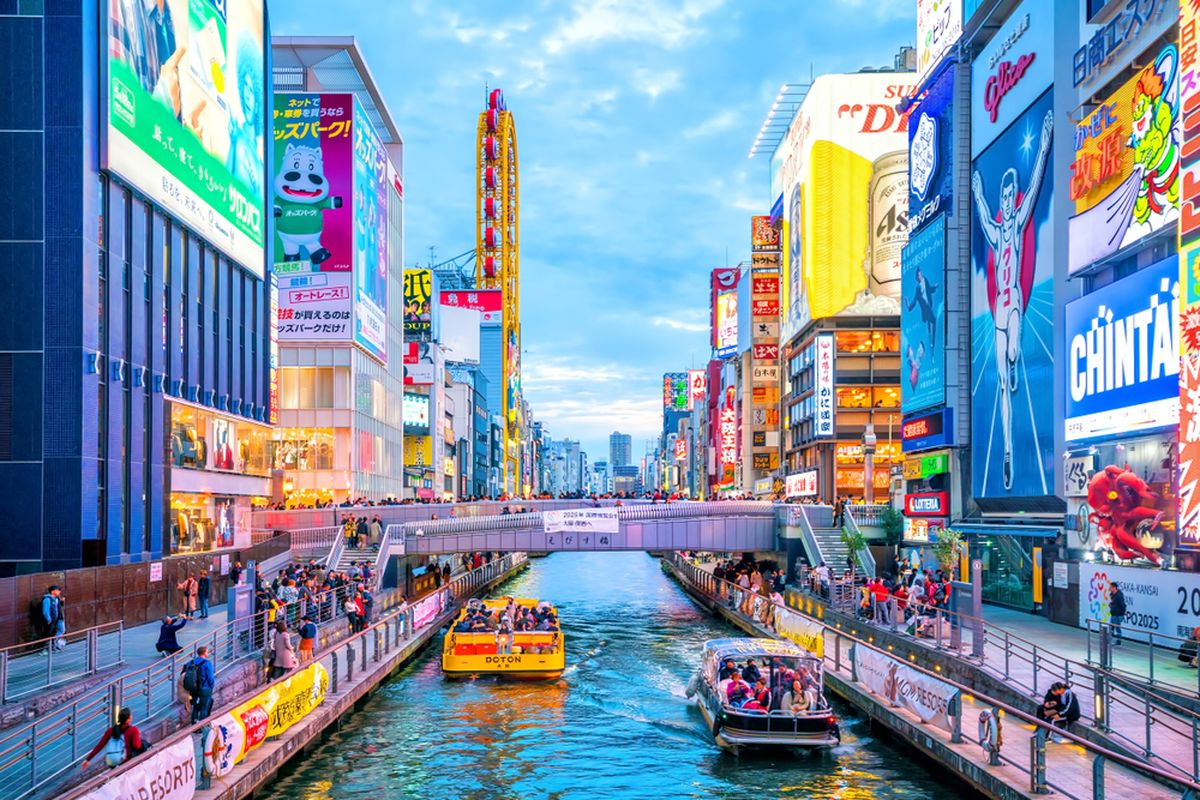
[845,504,892,527]
[669,553,1200,798]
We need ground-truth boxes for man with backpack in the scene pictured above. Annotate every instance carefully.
[81,707,145,769]
[182,646,215,723]
[40,585,65,650]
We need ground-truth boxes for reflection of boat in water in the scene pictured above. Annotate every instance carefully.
[442,597,565,680]
[688,638,839,754]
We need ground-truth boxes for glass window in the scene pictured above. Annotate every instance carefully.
[170,493,242,554]
[298,367,315,409]
[280,367,299,410]
[316,367,334,408]
[270,428,335,470]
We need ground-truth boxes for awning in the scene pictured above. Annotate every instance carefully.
[952,523,1061,539]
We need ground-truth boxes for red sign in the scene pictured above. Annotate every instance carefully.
[719,387,737,477]
[752,276,780,295]
[674,438,687,461]
[983,53,1036,124]
[688,369,707,405]
[752,343,779,360]
[710,269,740,349]
[905,492,949,516]
[441,289,503,324]
[751,299,779,318]
[751,216,781,251]
[240,704,269,752]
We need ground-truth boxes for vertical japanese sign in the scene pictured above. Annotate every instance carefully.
[404,269,434,338]
[687,369,707,409]
[106,0,266,275]
[1179,4,1200,544]
[351,95,389,364]
[272,93,354,343]
[268,275,278,424]
[662,373,689,413]
[815,332,835,437]
[719,387,738,485]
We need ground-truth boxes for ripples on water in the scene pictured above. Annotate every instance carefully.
[260,552,963,800]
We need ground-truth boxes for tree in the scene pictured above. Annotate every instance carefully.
[840,526,867,575]
[878,506,904,550]
[931,528,965,577]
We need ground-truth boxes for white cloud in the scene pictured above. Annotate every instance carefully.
[442,12,532,45]
[830,0,913,22]
[543,0,725,54]
[652,316,708,333]
[630,67,681,100]
[683,109,738,139]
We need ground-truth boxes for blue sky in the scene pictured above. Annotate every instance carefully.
[273,0,916,462]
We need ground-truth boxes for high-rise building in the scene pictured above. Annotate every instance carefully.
[609,431,632,468]
[270,38,406,504]
[0,3,276,572]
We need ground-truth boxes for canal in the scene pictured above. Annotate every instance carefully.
[261,551,963,799]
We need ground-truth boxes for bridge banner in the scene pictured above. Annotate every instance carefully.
[543,508,619,534]
[852,645,957,732]
[776,609,825,658]
[412,592,444,628]
[79,738,196,800]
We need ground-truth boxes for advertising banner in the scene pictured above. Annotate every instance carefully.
[752,275,780,295]
[1181,0,1200,553]
[715,291,738,358]
[815,333,835,437]
[1064,255,1179,440]
[901,214,946,414]
[688,369,707,407]
[351,95,389,363]
[441,289,503,325]
[905,492,949,516]
[777,72,917,339]
[206,712,246,777]
[903,517,944,543]
[404,268,434,337]
[404,434,432,467]
[853,645,958,732]
[710,268,740,349]
[969,88,1055,498]
[543,508,620,534]
[785,470,818,498]
[752,343,780,360]
[917,0,962,86]
[1079,562,1200,641]
[411,592,444,629]
[970,0,1053,157]
[439,305,481,364]
[719,388,738,483]
[751,215,781,251]
[1073,0,1173,90]
[751,365,779,384]
[662,373,689,413]
[276,271,353,341]
[1068,44,1180,274]
[909,63,955,234]
[777,609,825,658]
[751,299,779,318]
[902,408,953,451]
[106,0,266,275]
[80,738,196,800]
[403,341,435,386]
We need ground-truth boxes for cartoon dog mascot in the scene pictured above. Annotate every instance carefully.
[273,142,342,265]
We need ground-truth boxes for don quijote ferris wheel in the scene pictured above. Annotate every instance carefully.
[475,88,523,495]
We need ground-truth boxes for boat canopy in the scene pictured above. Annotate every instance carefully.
[702,638,813,662]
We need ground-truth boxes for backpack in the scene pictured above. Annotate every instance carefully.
[103,727,126,767]
[182,660,202,694]
[932,583,946,603]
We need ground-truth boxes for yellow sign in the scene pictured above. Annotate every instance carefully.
[404,435,432,467]
[220,663,329,770]
[903,458,923,480]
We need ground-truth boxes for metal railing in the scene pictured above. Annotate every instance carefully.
[0,580,403,800]
[324,529,347,571]
[842,509,876,578]
[793,571,1200,782]
[670,554,1200,800]
[0,622,125,704]
[1085,619,1200,697]
[777,504,831,569]
[845,504,892,527]
[59,553,527,800]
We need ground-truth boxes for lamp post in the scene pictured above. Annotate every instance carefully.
[862,423,878,505]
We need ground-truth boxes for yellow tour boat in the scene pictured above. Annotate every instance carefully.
[442,597,565,680]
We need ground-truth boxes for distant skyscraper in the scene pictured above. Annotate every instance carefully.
[609,432,632,468]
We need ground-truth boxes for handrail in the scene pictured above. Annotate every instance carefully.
[845,504,891,527]
[842,510,876,578]
[794,571,1200,781]
[1084,618,1200,697]
[0,580,401,800]
[670,553,1200,798]
[779,504,827,569]
[324,528,347,571]
[0,621,125,704]
[58,553,528,800]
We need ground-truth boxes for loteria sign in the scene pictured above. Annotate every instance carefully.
[905,491,949,516]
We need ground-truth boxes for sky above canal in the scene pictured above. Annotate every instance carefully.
[273,0,917,460]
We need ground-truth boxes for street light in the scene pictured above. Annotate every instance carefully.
[862,423,878,505]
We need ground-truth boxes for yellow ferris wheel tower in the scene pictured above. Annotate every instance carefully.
[475,88,523,497]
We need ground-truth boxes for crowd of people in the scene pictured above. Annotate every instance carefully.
[264,490,780,512]
[452,597,559,654]
[711,557,787,629]
[717,656,824,715]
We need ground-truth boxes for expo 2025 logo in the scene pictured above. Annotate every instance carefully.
[1087,570,1111,623]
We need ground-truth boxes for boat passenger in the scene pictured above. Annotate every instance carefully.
[497,617,514,654]
[718,658,738,681]
[725,670,753,708]
[742,678,770,712]
[782,679,811,714]
[741,659,762,684]
[536,613,557,631]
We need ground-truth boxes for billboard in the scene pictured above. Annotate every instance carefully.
[441,289,502,325]
[663,373,689,413]
[917,0,961,86]
[785,470,818,498]
[276,272,352,340]
[777,72,916,339]
[1180,1,1200,554]
[352,96,389,363]
[1078,563,1200,642]
[970,0,1053,157]
[969,89,1055,498]
[439,305,481,365]
[1069,44,1180,275]
[403,393,430,430]
[1064,256,1179,441]
[403,341,435,386]
[404,269,433,337]
[688,369,707,408]
[751,215,781,251]
[106,0,266,275]
[900,213,946,414]
[710,269,739,349]
[715,291,738,358]
[814,333,835,437]
[909,63,955,234]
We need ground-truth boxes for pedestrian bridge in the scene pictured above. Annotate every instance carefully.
[396,501,776,555]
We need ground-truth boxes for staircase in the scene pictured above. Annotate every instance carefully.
[810,526,851,570]
[329,544,380,575]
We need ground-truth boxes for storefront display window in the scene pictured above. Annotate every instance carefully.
[170,493,247,554]
[836,386,900,409]
[278,367,345,410]
[170,404,270,476]
[969,534,1036,610]
[270,428,335,471]
[835,330,899,353]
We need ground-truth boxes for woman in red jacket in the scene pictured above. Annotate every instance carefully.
[81,707,144,769]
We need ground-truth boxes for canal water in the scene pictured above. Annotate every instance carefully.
[261,552,963,799]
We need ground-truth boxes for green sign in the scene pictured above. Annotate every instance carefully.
[920,452,949,477]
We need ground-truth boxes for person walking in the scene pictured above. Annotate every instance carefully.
[369,516,383,547]
[1109,582,1127,646]
[177,574,198,619]
[40,585,66,650]
[81,708,145,770]
[270,620,296,679]
[298,615,317,663]
[182,646,215,723]
[356,516,369,550]
[197,571,211,619]
[155,615,187,656]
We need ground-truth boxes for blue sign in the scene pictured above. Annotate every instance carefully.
[902,407,954,452]
[969,88,1056,499]
[909,63,954,233]
[901,214,946,415]
[970,0,1054,158]
[1064,255,1179,441]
